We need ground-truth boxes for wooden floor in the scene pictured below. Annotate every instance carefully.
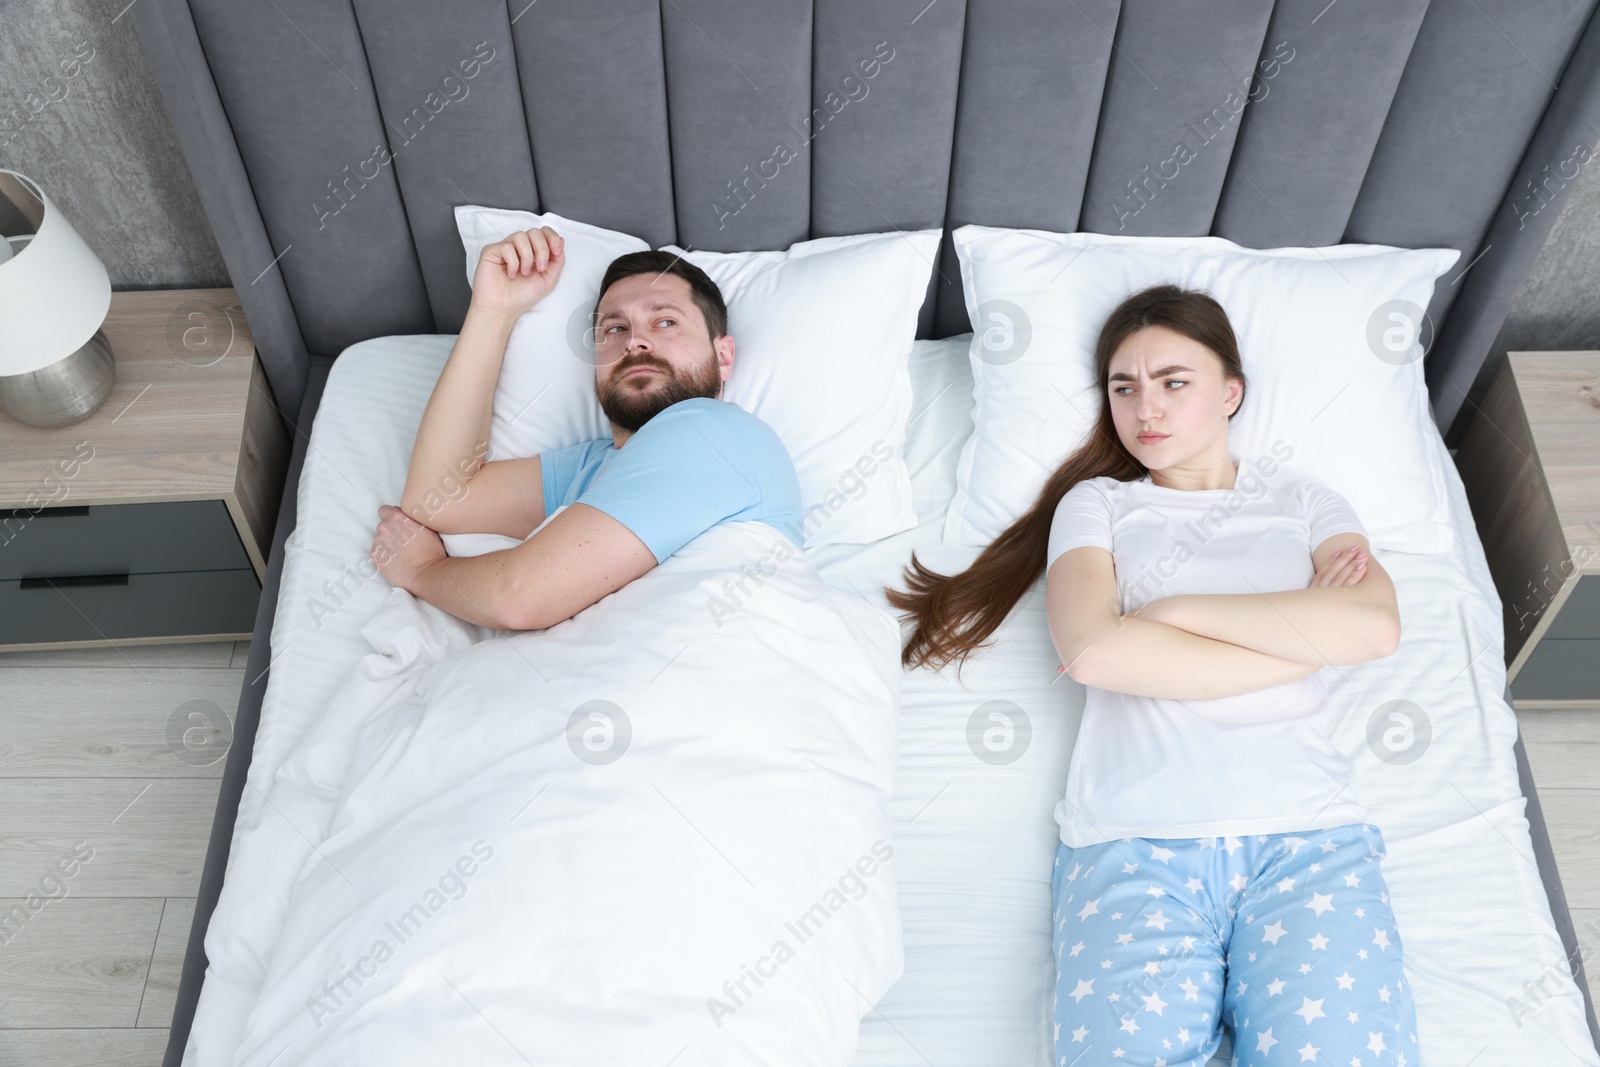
[1522,706,1600,1024]
[0,639,244,1067]
[0,640,1594,1065]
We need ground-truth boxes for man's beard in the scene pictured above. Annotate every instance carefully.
[597,350,723,433]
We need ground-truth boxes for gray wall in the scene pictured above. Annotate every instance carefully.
[3,1,1596,358]
[1,0,228,289]
[1491,156,1600,357]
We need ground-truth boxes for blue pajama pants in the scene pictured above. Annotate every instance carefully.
[1051,823,1419,1067]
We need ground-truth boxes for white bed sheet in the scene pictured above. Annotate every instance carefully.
[187,333,1599,1067]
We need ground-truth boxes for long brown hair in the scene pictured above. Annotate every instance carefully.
[889,284,1248,673]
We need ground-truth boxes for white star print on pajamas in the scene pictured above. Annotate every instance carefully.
[1051,822,1419,1066]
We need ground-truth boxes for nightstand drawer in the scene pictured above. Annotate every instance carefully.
[0,500,251,580]
[1512,638,1600,701]
[0,569,260,645]
[1544,575,1600,640]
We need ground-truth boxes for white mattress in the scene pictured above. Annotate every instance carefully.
[189,332,1600,1066]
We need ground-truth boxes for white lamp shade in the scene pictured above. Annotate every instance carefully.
[0,170,111,377]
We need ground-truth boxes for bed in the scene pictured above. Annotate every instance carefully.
[125,1,1600,1064]
[181,328,1598,1065]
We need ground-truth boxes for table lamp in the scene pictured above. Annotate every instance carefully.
[0,169,115,427]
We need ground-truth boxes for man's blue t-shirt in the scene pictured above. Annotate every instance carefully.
[539,397,804,564]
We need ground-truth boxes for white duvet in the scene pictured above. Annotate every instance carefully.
[205,519,904,1067]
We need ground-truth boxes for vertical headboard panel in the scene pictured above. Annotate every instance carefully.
[936,0,1119,335]
[513,0,677,250]
[809,1,965,237]
[810,0,967,336]
[1078,0,1274,237]
[187,0,434,355]
[664,0,814,254]
[1345,0,1596,433]
[350,0,538,334]
[1347,0,1592,256]
[1211,0,1430,249]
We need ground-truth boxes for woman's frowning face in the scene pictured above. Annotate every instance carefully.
[1106,324,1242,480]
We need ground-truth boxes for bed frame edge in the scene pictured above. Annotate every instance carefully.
[162,356,333,1067]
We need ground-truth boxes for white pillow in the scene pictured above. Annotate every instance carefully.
[447,209,934,552]
[664,230,938,546]
[454,206,646,457]
[945,226,1462,554]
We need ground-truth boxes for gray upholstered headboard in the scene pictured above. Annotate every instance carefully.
[132,0,1600,447]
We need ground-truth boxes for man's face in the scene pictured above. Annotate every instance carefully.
[592,273,733,433]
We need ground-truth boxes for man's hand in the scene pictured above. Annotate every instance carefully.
[371,504,447,594]
[469,225,566,319]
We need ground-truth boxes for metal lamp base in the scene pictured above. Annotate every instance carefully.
[0,328,116,428]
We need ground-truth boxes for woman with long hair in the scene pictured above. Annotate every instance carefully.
[890,285,1419,1065]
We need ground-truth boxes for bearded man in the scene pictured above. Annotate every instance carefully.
[371,227,802,630]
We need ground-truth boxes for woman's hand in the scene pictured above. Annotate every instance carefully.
[1135,546,1368,629]
[469,226,566,319]
[1309,544,1368,587]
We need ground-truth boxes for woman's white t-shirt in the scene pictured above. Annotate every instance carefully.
[1046,465,1372,848]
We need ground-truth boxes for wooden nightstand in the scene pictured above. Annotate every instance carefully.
[1456,350,1600,709]
[0,288,290,650]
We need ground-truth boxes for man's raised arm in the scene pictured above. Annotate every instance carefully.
[400,226,564,538]
[374,242,780,633]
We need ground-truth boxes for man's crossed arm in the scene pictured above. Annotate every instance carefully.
[370,500,656,632]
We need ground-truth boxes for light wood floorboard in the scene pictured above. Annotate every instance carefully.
[1539,791,1600,911]
[0,667,237,779]
[0,897,165,1028]
[0,778,223,898]
[1519,709,1600,790]
[0,638,240,1055]
[1518,710,1600,1018]
[0,642,234,670]
[0,1028,169,1067]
